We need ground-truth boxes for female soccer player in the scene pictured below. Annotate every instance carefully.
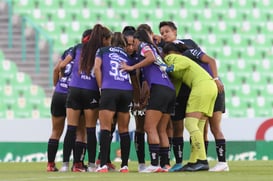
[94,32,138,173]
[120,29,176,173]
[49,45,87,172]
[123,25,148,172]
[159,21,228,172]
[46,47,73,172]
[162,42,218,171]
[135,24,171,170]
[58,29,91,172]
[60,24,112,172]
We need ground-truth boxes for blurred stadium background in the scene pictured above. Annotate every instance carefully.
[1,0,273,119]
[0,0,273,162]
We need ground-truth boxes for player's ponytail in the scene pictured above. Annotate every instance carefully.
[80,24,112,75]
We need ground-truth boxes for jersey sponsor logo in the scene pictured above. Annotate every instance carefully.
[109,53,128,63]
[109,47,128,57]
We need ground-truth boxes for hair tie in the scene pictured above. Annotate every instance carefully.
[82,35,90,43]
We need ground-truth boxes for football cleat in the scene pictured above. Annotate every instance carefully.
[209,162,229,172]
[87,163,96,172]
[107,162,116,172]
[161,164,171,172]
[119,166,129,173]
[96,165,108,173]
[47,162,58,172]
[72,162,86,172]
[59,162,69,172]
[169,163,183,172]
[138,164,146,172]
[139,165,163,173]
[178,160,209,172]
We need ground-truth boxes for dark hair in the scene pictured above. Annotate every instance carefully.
[81,28,92,43]
[163,42,188,55]
[137,24,153,34]
[134,29,161,58]
[82,28,92,39]
[159,21,177,30]
[122,26,136,37]
[80,24,112,74]
[111,32,126,48]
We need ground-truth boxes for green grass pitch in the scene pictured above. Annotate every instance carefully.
[0,161,272,181]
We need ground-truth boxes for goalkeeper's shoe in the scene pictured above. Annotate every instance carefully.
[178,160,209,172]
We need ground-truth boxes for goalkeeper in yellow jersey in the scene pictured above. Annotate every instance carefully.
[160,42,217,171]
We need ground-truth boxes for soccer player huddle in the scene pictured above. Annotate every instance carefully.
[46,21,229,173]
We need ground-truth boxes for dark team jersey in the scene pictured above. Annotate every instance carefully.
[96,46,133,90]
[179,39,213,76]
[160,39,213,76]
[68,43,99,90]
[55,47,73,94]
[136,42,174,90]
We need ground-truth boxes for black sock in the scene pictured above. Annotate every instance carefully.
[86,127,97,163]
[99,130,111,166]
[173,137,184,164]
[216,139,226,162]
[107,134,113,163]
[47,139,59,162]
[205,141,209,155]
[160,147,169,167]
[119,132,131,167]
[81,143,87,164]
[97,150,101,161]
[107,121,116,163]
[149,144,159,166]
[63,125,76,162]
[74,141,86,163]
[134,132,145,164]
[168,137,172,165]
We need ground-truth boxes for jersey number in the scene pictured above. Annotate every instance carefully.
[109,61,128,80]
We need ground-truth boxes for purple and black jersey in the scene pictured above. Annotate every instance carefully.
[137,42,174,90]
[179,39,213,76]
[96,46,133,90]
[55,47,73,94]
[68,43,99,91]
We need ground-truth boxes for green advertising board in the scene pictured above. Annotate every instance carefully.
[0,141,272,162]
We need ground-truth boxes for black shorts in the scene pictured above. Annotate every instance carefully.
[66,87,100,110]
[51,92,67,117]
[213,91,225,113]
[146,84,176,114]
[171,83,190,121]
[99,89,133,112]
